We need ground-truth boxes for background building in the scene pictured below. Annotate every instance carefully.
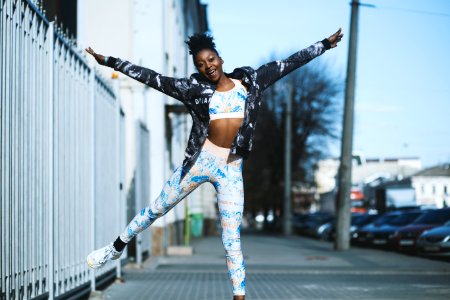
[412,164,450,208]
[315,155,422,214]
[41,0,214,257]
[76,0,215,258]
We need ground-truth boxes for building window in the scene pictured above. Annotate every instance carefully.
[445,186,448,195]
[421,185,425,194]
[432,185,436,195]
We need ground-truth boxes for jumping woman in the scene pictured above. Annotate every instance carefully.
[85,29,343,300]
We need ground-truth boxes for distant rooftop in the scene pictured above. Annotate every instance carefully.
[330,156,420,162]
[366,157,421,163]
[413,164,450,177]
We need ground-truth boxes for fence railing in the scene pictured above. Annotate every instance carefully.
[1,1,125,299]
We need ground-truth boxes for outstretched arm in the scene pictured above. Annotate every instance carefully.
[256,28,343,91]
[85,47,192,102]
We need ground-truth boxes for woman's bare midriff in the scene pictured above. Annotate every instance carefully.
[208,118,243,148]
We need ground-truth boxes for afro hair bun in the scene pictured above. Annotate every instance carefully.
[185,32,218,56]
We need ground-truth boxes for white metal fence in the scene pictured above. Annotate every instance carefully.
[135,122,151,265]
[1,1,125,299]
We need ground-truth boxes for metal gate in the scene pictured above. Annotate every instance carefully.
[1,1,125,299]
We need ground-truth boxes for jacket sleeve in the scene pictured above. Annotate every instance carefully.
[106,57,191,102]
[255,39,330,91]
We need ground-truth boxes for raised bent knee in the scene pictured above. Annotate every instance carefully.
[149,198,168,217]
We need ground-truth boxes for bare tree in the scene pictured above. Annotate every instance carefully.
[243,63,342,230]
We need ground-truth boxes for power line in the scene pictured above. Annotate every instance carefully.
[361,2,450,18]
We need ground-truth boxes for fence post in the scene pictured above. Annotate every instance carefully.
[89,65,96,292]
[47,21,55,300]
[114,80,122,279]
[47,22,55,299]
[135,121,142,267]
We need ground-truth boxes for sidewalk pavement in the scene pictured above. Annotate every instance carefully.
[91,233,450,300]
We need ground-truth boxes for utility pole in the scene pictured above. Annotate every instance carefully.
[335,0,360,250]
[283,82,293,236]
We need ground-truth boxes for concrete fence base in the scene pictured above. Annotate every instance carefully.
[167,246,194,256]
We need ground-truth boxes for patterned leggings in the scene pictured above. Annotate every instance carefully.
[119,139,246,296]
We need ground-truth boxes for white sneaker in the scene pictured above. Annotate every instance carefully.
[86,243,123,269]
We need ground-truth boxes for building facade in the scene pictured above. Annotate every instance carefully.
[412,164,450,208]
[315,156,422,213]
[76,0,214,258]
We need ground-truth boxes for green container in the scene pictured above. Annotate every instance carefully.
[191,213,204,237]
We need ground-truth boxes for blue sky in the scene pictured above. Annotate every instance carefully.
[202,0,450,168]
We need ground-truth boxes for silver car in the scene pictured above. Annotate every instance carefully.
[417,220,450,256]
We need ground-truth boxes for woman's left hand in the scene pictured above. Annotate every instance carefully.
[328,28,344,48]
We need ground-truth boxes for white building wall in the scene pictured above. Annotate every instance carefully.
[77,0,138,200]
[136,0,168,227]
[77,0,214,231]
[161,0,186,225]
[315,159,340,194]
[315,157,422,194]
[412,176,450,208]
[353,160,422,184]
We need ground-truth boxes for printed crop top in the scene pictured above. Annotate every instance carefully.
[209,79,247,120]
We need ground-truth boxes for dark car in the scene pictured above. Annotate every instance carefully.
[323,213,379,241]
[353,210,404,245]
[292,212,334,237]
[368,210,425,249]
[393,208,450,252]
[416,220,450,257]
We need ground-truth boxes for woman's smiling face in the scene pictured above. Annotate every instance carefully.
[194,48,224,83]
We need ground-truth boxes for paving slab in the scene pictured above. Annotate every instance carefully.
[93,234,450,300]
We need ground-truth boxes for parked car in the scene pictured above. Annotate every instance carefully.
[352,210,404,245]
[292,212,334,237]
[393,208,450,253]
[317,221,333,240]
[367,210,424,249]
[322,213,379,241]
[416,220,450,257]
[291,213,310,229]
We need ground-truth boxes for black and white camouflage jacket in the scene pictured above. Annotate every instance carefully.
[106,39,331,175]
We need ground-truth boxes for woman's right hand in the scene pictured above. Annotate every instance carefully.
[85,47,107,65]
[327,28,344,48]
